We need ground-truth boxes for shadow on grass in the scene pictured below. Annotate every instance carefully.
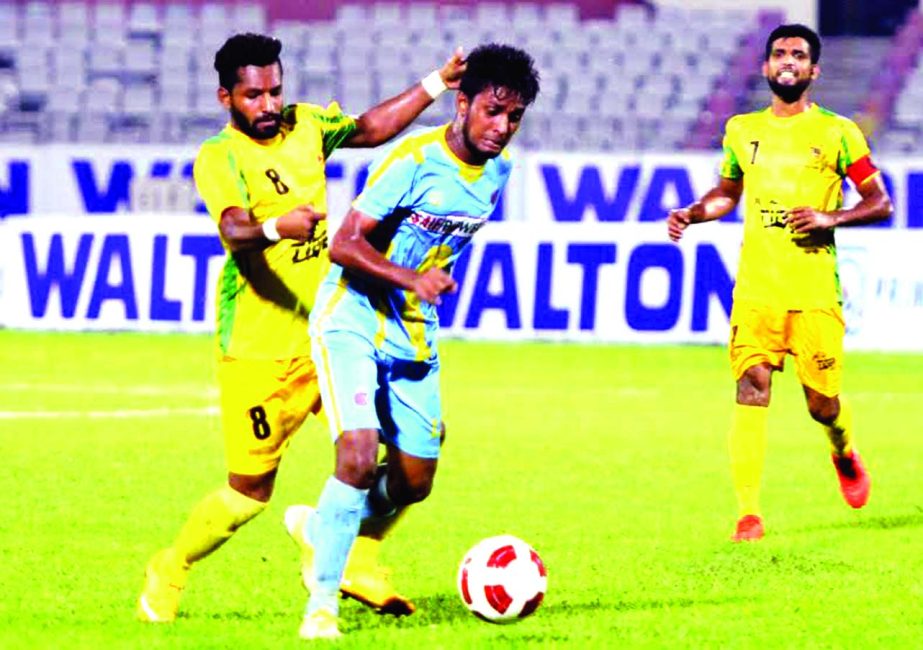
[543,594,750,616]
[198,609,292,623]
[792,508,923,534]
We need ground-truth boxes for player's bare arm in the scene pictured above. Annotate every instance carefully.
[218,205,325,251]
[331,208,458,304]
[667,176,743,242]
[785,174,892,233]
[344,48,467,148]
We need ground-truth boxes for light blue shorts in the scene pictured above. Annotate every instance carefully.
[312,329,443,459]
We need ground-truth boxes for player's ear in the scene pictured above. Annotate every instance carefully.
[455,91,469,121]
[761,60,769,78]
[218,86,231,110]
[810,63,820,80]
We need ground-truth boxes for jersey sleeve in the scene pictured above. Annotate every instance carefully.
[719,117,743,180]
[351,150,419,221]
[837,118,878,186]
[193,139,249,223]
[298,102,357,158]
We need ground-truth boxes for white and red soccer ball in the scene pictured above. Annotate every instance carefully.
[457,534,547,623]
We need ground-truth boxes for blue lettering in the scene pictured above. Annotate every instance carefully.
[906,172,923,228]
[73,159,133,213]
[352,163,370,197]
[22,233,93,318]
[542,164,640,222]
[149,235,181,321]
[568,243,617,330]
[325,161,345,182]
[436,247,471,327]
[489,190,505,222]
[181,235,224,321]
[624,244,683,331]
[465,243,521,329]
[691,244,734,332]
[533,243,568,330]
[0,161,29,217]
[870,172,895,228]
[638,167,695,222]
[150,161,172,178]
[87,234,138,319]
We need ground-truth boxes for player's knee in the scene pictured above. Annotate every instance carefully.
[392,474,434,505]
[335,430,380,487]
[807,395,838,424]
[737,365,771,406]
[228,470,278,503]
[404,479,434,504]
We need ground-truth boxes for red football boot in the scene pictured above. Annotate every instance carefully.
[832,450,870,509]
[731,514,764,542]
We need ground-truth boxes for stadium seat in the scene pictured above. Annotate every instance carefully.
[0,0,774,151]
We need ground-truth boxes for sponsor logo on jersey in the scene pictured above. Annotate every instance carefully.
[408,211,488,237]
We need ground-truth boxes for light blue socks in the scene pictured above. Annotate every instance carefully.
[305,476,369,616]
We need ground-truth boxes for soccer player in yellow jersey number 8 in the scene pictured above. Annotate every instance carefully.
[137,32,466,623]
[666,24,892,543]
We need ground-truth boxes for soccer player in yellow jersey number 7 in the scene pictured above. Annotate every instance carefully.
[666,24,892,542]
[137,33,466,622]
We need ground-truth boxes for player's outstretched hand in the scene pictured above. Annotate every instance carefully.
[785,206,836,233]
[666,208,691,242]
[412,267,458,305]
[439,47,467,89]
[278,206,326,241]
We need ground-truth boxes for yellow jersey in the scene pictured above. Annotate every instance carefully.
[194,102,356,359]
[720,104,879,309]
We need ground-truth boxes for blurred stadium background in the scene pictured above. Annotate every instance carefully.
[0,0,921,347]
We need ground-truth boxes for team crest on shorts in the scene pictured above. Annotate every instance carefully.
[812,353,836,371]
[354,390,369,406]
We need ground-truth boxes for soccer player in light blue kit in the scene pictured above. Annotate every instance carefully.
[291,44,540,639]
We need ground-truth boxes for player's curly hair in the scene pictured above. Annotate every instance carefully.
[765,24,821,64]
[460,43,540,105]
[214,33,283,91]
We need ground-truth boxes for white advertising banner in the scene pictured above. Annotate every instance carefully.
[3,145,923,228]
[0,215,224,333]
[2,216,921,351]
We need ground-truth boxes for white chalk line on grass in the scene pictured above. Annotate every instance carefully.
[1,382,217,398]
[0,406,219,420]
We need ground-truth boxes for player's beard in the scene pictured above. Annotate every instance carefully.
[767,77,811,104]
[230,106,281,140]
[460,113,501,163]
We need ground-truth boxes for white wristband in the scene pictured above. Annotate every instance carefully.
[262,217,281,242]
[421,69,447,99]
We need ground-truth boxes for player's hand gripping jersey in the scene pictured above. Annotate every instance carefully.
[720,105,880,309]
[194,103,356,359]
[311,124,512,361]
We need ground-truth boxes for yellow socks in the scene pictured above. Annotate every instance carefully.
[171,485,267,568]
[348,536,382,570]
[729,404,769,518]
[823,396,854,456]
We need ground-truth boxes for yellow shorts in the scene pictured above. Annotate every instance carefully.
[729,302,844,397]
[217,355,323,475]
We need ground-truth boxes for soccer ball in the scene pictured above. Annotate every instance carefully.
[457,534,547,623]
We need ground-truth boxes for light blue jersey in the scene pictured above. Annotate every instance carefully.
[311,124,512,362]
[309,123,512,455]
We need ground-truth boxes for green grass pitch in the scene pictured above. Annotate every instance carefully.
[1,330,921,649]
